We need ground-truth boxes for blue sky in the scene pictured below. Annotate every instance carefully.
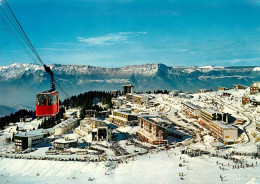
[1,0,260,67]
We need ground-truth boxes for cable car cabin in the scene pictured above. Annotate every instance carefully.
[36,91,59,117]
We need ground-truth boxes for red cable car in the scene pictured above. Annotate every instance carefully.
[36,91,59,117]
[36,64,59,117]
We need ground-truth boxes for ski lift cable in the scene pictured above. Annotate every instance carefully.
[1,1,71,99]
[0,13,41,66]
[0,5,43,67]
[3,0,45,67]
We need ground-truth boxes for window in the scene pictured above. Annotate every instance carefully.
[48,94,57,105]
[36,94,41,106]
[42,94,47,105]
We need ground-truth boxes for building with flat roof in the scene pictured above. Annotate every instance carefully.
[133,94,149,104]
[75,118,111,142]
[200,108,228,127]
[137,116,168,145]
[64,108,81,119]
[110,90,120,97]
[54,118,78,135]
[109,108,138,126]
[14,129,49,151]
[123,84,134,95]
[209,121,238,144]
[53,136,77,150]
[181,102,201,119]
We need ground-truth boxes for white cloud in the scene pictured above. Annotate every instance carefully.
[77,32,147,45]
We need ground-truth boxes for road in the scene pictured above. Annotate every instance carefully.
[205,93,254,144]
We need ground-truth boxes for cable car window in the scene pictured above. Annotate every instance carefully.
[53,95,57,104]
[48,94,55,105]
[48,95,53,105]
[42,94,47,105]
[36,94,41,106]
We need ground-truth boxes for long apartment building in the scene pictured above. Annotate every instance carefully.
[110,108,138,126]
[137,116,168,145]
[210,121,238,143]
[200,108,227,126]
[54,118,79,135]
[181,102,201,119]
[200,108,237,144]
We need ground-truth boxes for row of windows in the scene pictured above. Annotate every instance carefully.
[36,94,58,106]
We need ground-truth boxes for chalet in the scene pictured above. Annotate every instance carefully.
[242,97,251,105]
[250,86,259,94]
[181,102,201,119]
[233,85,246,90]
[218,87,229,91]
[222,92,231,97]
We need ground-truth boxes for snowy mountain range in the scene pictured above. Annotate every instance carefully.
[0,104,34,117]
[0,63,259,107]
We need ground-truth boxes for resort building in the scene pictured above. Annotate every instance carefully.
[181,102,201,119]
[200,108,228,127]
[123,84,134,95]
[252,82,260,88]
[200,109,237,144]
[208,121,238,144]
[75,118,110,142]
[199,89,210,93]
[133,94,149,104]
[250,86,259,94]
[54,118,78,135]
[218,87,229,91]
[14,129,49,151]
[64,108,81,119]
[137,116,168,145]
[233,85,245,90]
[53,136,77,150]
[242,97,251,105]
[110,90,120,97]
[169,90,180,97]
[109,108,138,126]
